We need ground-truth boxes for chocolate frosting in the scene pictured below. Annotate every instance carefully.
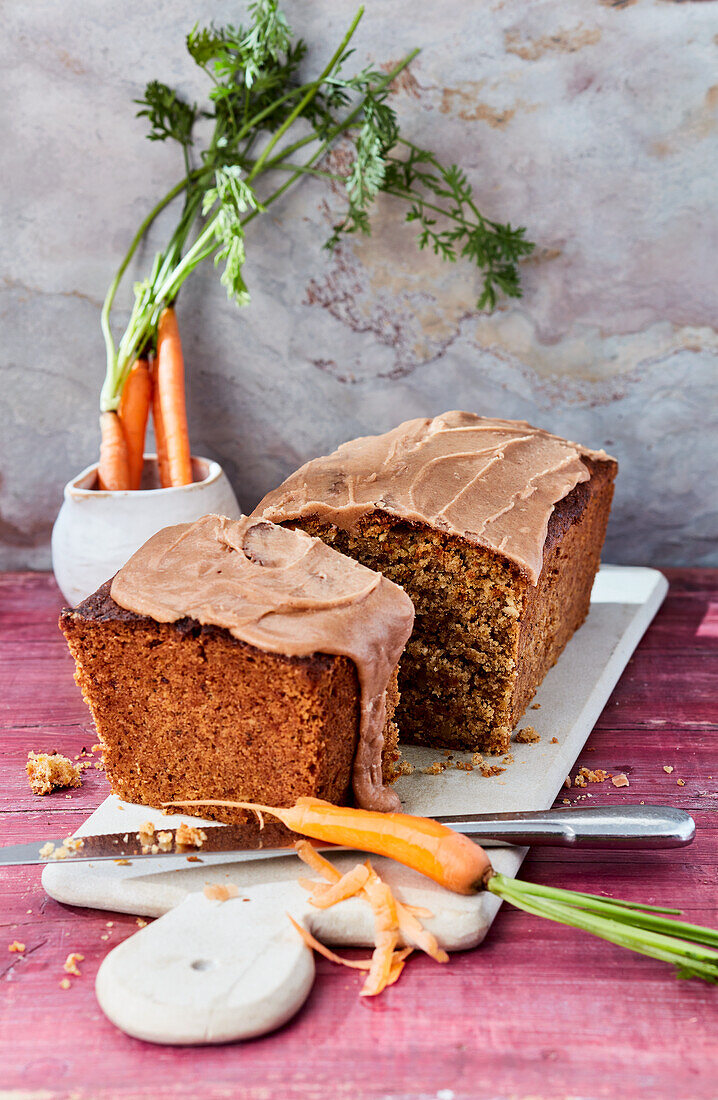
[110,515,414,812]
[255,412,613,585]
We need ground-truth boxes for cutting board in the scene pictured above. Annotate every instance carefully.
[42,565,667,1045]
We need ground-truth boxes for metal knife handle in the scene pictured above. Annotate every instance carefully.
[438,804,695,849]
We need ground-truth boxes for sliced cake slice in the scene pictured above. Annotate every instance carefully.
[254,411,617,755]
[60,514,414,823]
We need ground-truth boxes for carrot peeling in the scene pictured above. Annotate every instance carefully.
[286,915,371,971]
[304,864,371,909]
[294,840,341,883]
[97,411,131,491]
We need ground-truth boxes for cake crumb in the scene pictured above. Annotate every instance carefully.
[114,859,131,866]
[186,855,203,863]
[203,883,240,902]
[577,767,610,784]
[663,765,674,774]
[156,830,173,852]
[564,775,571,789]
[136,918,148,928]
[550,737,559,744]
[395,759,414,777]
[63,952,84,976]
[8,941,25,953]
[422,761,447,775]
[677,778,685,787]
[471,752,484,766]
[137,821,157,853]
[480,764,505,778]
[59,978,71,990]
[612,773,630,788]
[530,703,541,710]
[26,751,82,796]
[514,727,540,744]
[455,760,473,772]
[175,822,207,849]
[562,799,571,805]
[39,836,85,862]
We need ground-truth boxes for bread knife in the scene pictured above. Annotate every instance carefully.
[0,804,694,866]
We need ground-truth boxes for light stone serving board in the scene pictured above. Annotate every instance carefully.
[43,565,667,1045]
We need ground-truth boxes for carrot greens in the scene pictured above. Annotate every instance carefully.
[99,1,534,415]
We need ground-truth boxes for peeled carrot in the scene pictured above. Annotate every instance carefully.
[155,306,193,487]
[150,357,170,488]
[97,411,131,491]
[118,358,152,489]
[167,796,493,895]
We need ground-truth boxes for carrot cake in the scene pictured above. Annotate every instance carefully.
[255,411,617,754]
[60,514,415,822]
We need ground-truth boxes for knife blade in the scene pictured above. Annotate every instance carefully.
[0,804,695,866]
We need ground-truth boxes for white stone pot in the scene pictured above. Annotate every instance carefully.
[52,455,242,607]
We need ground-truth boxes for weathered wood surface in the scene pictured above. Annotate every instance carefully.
[1,570,716,1100]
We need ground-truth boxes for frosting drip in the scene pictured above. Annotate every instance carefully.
[110,514,414,812]
[255,411,613,584]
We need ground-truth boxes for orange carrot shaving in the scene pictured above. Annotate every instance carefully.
[361,877,400,996]
[166,797,493,895]
[304,864,371,909]
[286,916,371,970]
[294,840,341,883]
[155,307,192,487]
[386,947,413,986]
[97,411,131,491]
[118,358,152,489]
[396,900,449,964]
[403,904,434,919]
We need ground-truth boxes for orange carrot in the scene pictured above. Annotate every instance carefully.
[168,797,493,895]
[155,307,192,487]
[97,411,131,491]
[150,357,170,488]
[118,358,152,490]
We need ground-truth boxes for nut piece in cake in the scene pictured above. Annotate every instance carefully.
[26,751,82,796]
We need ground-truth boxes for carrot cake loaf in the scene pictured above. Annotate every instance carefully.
[255,411,617,755]
[60,514,414,822]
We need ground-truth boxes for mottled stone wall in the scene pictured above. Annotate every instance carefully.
[2,0,716,569]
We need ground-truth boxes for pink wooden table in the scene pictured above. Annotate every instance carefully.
[1,570,716,1100]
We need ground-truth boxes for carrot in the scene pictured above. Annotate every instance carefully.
[168,797,718,984]
[118,358,152,489]
[155,306,193,487]
[168,796,492,895]
[151,357,170,488]
[97,411,131,491]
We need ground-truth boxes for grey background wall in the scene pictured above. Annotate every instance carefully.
[2,0,716,570]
